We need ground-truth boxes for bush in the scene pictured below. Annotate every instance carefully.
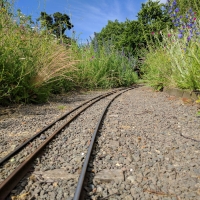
[142,1,200,91]
[0,8,77,104]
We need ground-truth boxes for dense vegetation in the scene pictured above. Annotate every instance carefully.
[0,0,200,104]
[142,0,200,90]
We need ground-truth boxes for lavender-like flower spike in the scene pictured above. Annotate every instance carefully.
[175,8,179,13]
[172,1,177,6]
[178,33,183,39]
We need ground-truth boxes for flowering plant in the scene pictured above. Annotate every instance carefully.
[166,0,200,44]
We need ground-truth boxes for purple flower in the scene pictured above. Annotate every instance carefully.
[175,8,179,13]
[187,23,193,28]
[187,36,191,41]
[178,33,183,39]
[189,8,193,13]
[173,1,177,6]
[191,12,195,16]
[168,9,172,14]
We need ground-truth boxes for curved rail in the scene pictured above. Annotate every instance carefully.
[0,89,120,165]
[0,88,124,199]
[73,87,134,200]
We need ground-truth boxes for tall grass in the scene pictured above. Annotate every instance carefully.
[0,3,138,104]
[142,21,200,91]
[68,39,138,90]
[0,7,77,104]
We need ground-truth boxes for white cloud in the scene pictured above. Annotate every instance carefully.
[152,0,167,3]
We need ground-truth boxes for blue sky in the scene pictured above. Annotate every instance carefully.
[14,0,167,43]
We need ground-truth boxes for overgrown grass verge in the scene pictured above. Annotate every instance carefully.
[0,8,77,104]
[142,23,200,91]
[0,4,138,105]
[68,40,138,90]
[142,1,200,91]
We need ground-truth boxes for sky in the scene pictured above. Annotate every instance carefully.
[14,0,167,43]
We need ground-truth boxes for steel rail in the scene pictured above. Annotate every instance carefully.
[0,89,122,200]
[0,89,121,165]
[73,87,134,200]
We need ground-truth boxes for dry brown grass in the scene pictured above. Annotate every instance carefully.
[33,44,79,86]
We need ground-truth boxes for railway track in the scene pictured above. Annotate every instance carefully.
[1,85,199,200]
[0,87,135,200]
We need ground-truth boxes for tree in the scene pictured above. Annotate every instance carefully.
[0,0,6,8]
[93,0,173,56]
[119,20,145,55]
[52,12,73,38]
[137,0,172,44]
[93,20,126,48]
[37,11,73,39]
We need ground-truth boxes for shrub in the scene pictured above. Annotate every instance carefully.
[0,7,77,104]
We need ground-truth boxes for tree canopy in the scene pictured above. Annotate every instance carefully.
[93,0,172,56]
[37,11,73,39]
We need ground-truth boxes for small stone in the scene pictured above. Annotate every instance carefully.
[96,186,103,193]
[41,169,78,180]
[130,187,136,197]
[125,184,131,190]
[133,155,140,162]
[109,140,120,149]
[94,169,124,184]
[124,195,133,200]
[127,176,137,184]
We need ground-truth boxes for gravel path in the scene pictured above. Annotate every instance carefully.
[0,86,199,200]
[86,86,200,200]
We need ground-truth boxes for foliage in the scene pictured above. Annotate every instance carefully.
[37,11,73,40]
[69,39,138,89]
[119,20,145,55]
[94,0,172,56]
[0,8,77,104]
[137,0,173,46]
[142,23,200,91]
[175,0,200,18]
[3,0,200,104]
[92,20,125,51]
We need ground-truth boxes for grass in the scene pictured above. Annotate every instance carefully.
[57,105,66,110]
[141,22,200,91]
[0,7,77,104]
[69,39,138,90]
[0,4,138,105]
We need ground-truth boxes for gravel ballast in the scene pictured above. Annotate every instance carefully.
[0,86,199,200]
[86,86,200,200]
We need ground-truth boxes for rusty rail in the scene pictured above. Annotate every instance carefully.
[0,89,122,199]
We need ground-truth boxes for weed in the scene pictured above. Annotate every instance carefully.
[57,105,65,110]
[0,4,77,104]
[142,0,200,91]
